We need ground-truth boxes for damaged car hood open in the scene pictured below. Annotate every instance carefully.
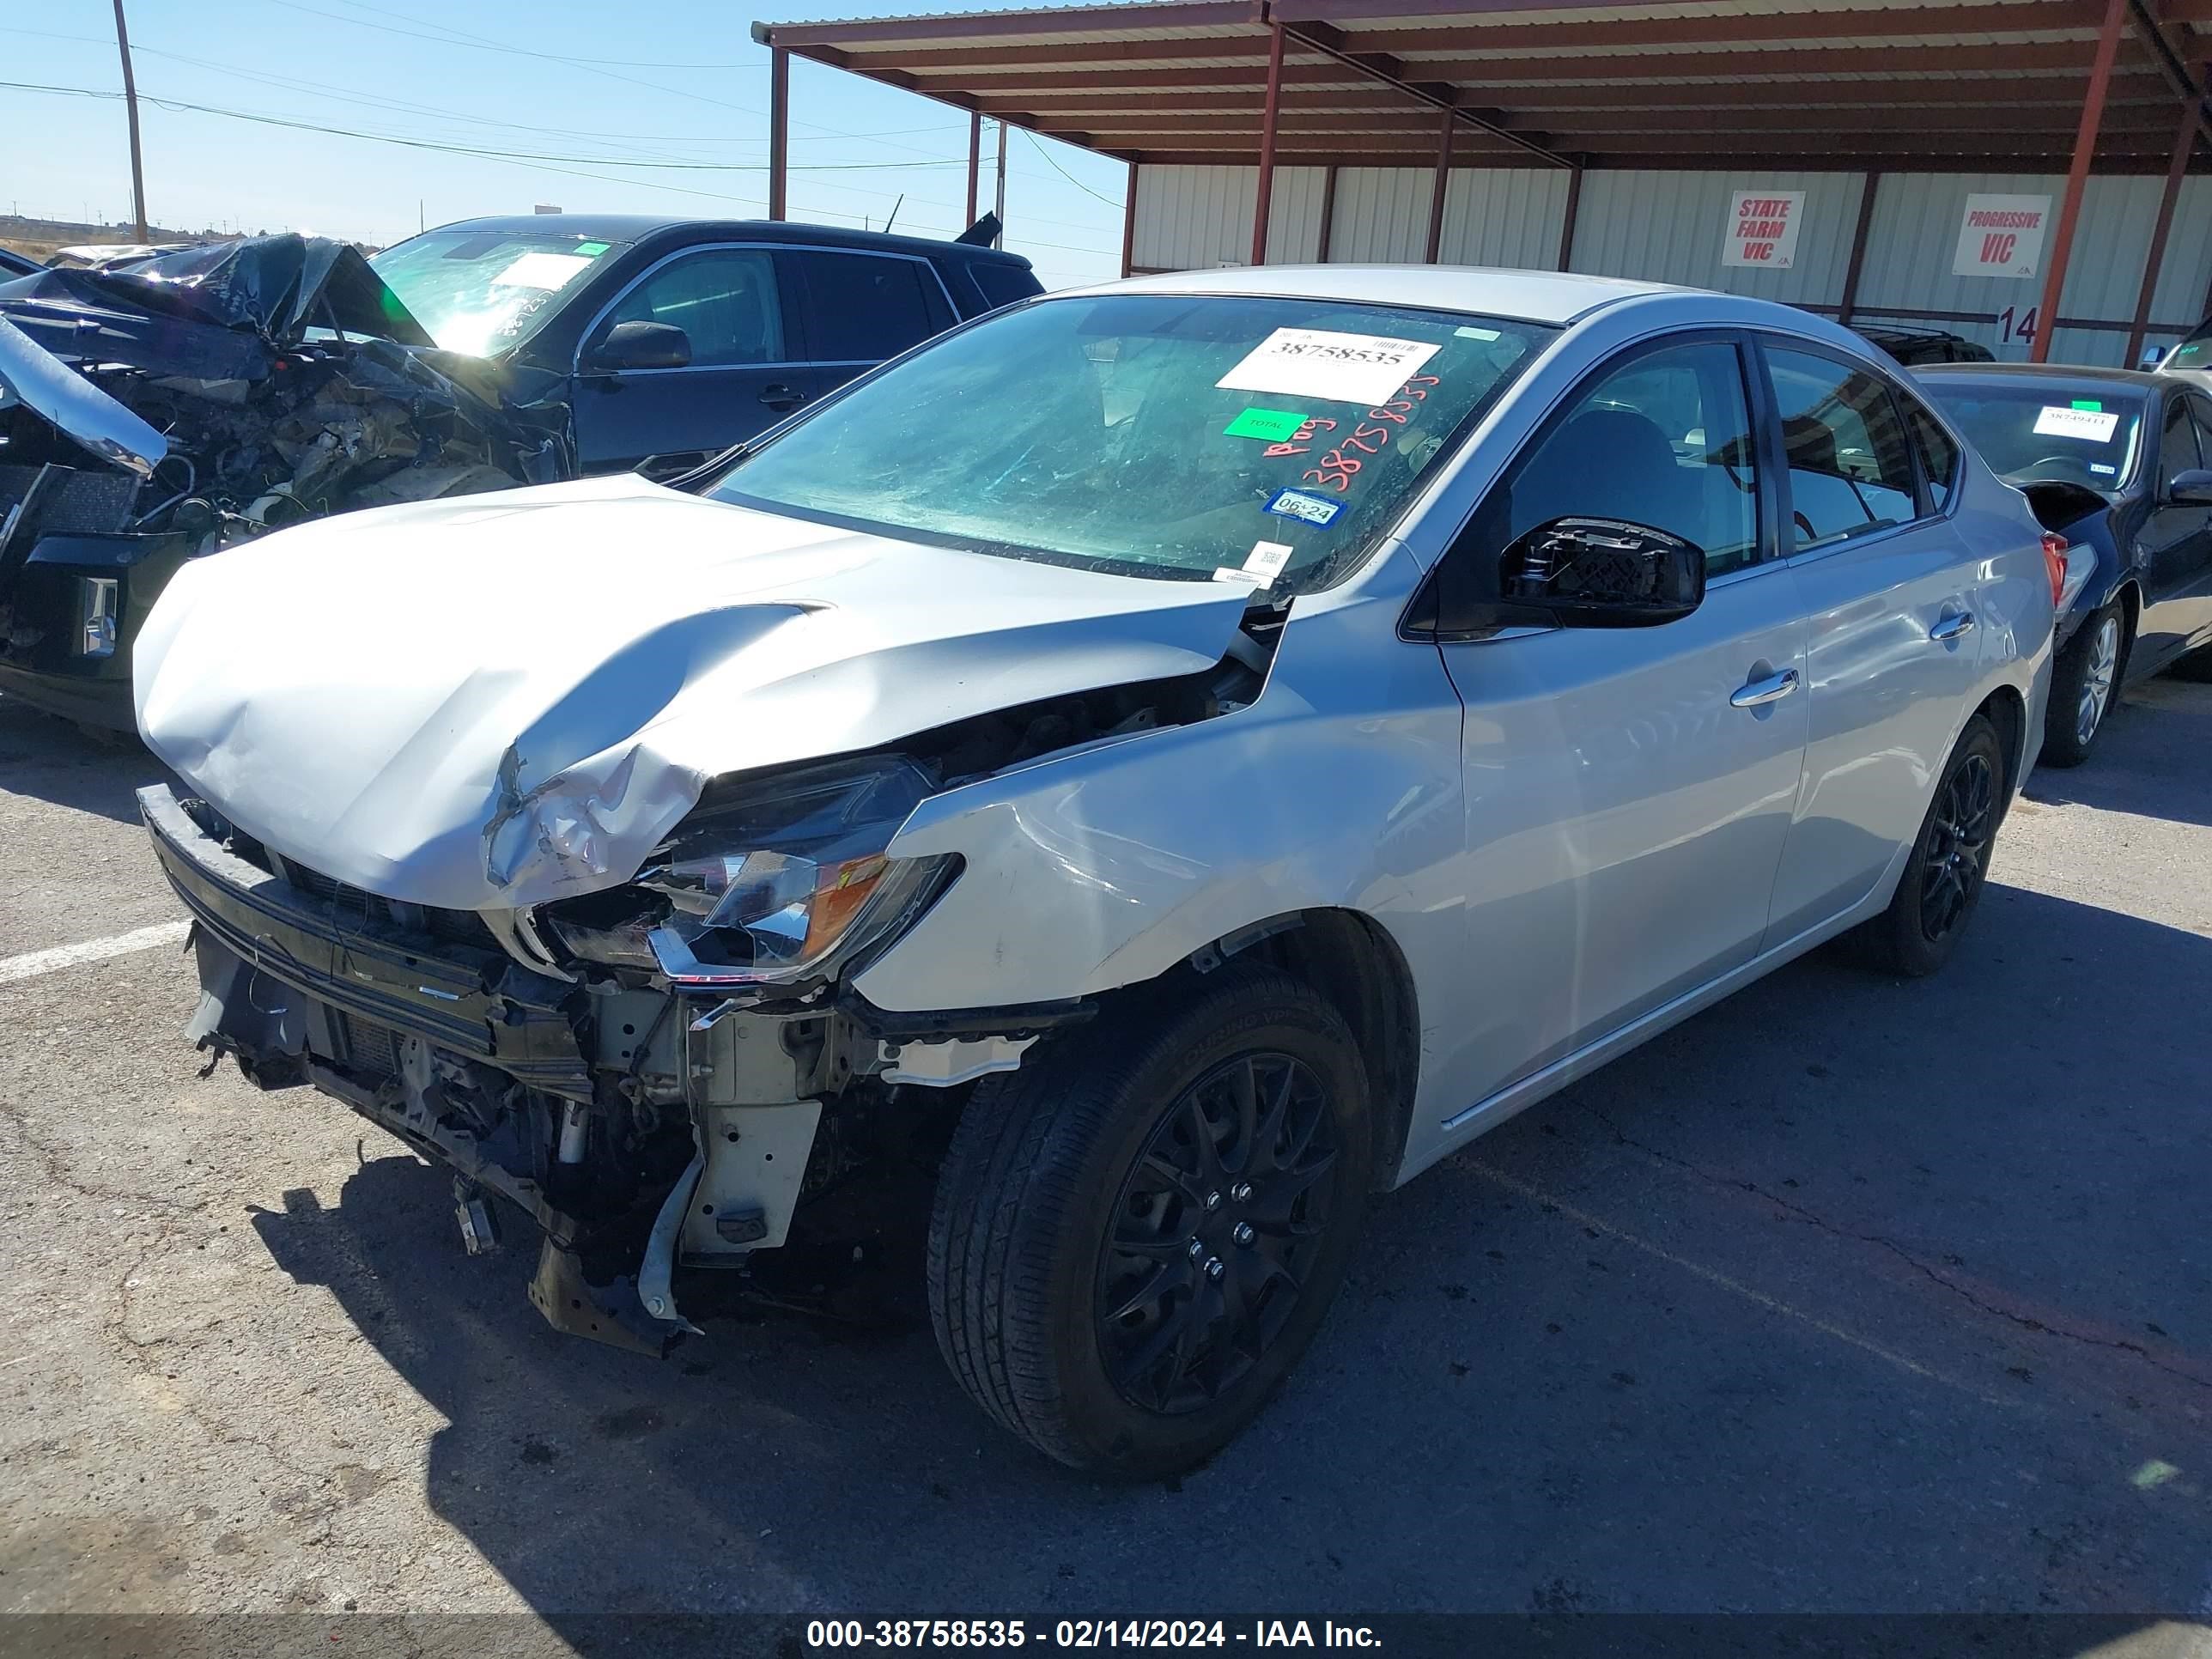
[134,472,1256,911]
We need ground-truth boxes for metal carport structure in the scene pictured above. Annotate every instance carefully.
[754,0,2212,365]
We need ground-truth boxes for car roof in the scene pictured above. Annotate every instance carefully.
[1090,263,1682,326]
[1914,362,2163,390]
[416,213,1031,266]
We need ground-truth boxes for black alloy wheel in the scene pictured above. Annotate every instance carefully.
[1917,747,1996,944]
[927,963,1372,1477]
[1852,712,2007,978]
[1096,1052,1338,1415]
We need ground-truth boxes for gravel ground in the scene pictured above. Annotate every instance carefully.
[0,677,2207,1640]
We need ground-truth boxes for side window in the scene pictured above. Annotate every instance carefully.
[2159,394,2201,495]
[2190,396,2212,479]
[598,247,784,368]
[969,262,1042,311]
[1901,393,1960,514]
[1765,349,1919,549]
[795,252,948,362]
[1494,340,1761,578]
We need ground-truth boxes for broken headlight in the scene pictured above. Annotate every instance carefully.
[543,757,954,989]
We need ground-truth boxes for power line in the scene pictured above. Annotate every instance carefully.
[1017,125,1126,210]
[266,0,758,71]
[0,80,964,173]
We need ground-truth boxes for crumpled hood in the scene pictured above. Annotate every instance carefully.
[135,472,1252,910]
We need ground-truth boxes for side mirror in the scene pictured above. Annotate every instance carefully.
[585,319,691,373]
[2166,467,2212,507]
[1499,516,1705,628]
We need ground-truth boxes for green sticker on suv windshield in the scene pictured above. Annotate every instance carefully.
[1224,407,1307,441]
[574,240,611,256]
[2071,398,2104,411]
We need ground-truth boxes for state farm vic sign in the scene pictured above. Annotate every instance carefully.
[1721,190,1805,269]
[1953,194,2051,280]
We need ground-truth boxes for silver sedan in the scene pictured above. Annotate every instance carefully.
[134,265,2056,1476]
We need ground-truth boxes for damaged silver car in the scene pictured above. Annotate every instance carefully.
[137,268,2054,1475]
[0,234,562,726]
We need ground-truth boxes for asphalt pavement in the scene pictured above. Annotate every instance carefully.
[0,675,2208,1639]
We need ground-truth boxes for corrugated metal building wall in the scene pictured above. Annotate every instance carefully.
[1131,163,2212,365]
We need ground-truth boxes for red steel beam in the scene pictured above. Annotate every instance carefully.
[1425,99,1455,262]
[1322,2,2112,56]
[877,36,2106,80]
[1837,171,1881,325]
[965,109,981,224]
[1316,162,1339,260]
[1556,161,1582,270]
[1121,161,1138,277]
[2127,93,2199,363]
[986,81,2172,113]
[1252,21,1286,265]
[2033,0,2132,362]
[769,45,790,221]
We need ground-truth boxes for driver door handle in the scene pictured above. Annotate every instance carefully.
[759,383,805,411]
[1729,667,1800,708]
[1929,611,1977,642]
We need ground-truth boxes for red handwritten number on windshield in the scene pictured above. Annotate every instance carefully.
[1262,416,1336,459]
[1297,376,1437,492]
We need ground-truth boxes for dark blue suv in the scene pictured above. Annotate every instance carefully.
[373,213,1042,477]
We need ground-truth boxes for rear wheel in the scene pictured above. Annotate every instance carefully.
[1853,714,2005,978]
[2042,602,2124,767]
[927,965,1371,1477]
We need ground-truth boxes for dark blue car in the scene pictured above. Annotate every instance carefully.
[1918,363,2212,766]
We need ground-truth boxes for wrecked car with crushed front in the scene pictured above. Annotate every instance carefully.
[0,234,562,726]
[136,268,2053,1476]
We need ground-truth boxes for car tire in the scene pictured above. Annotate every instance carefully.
[926,963,1373,1478]
[2042,602,2125,768]
[1854,713,2006,979]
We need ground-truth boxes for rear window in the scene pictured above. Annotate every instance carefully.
[793,251,949,363]
[1921,381,2144,492]
[970,262,1044,310]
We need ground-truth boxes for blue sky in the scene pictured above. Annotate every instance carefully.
[2,0,1130,289]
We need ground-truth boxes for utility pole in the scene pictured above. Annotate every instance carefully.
[993,118,1007,247]
[112,0,149,242]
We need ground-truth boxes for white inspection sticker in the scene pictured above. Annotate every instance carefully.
[1242,539,1295,583]
[1454,325,1501,341]
[1216,327,1441,407]
[491,251,598,291]
[2033,405,2120,443]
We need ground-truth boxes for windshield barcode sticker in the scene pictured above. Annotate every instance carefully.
[491,251,598,291]
[1242,539,1295,582]
[1217,328,1443,408]
[2033,405,2120,443]
[1266,488,1344,528]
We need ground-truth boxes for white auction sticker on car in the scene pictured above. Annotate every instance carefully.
[2033,405,2120,443]
[1241,539,1295,583]
[491,251,598,291]
[1216,328,1441,407]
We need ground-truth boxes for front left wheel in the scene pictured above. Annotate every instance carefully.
[927,964,1372,1478]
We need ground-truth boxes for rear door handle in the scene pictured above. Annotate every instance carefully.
[759,383,804,411]
[1729,667,1800,708]
[1929,611,1977,642]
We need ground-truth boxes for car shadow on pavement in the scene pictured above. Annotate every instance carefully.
[0,697,168,825]
[2023,678,2212,830]
[246,879,2212,1619]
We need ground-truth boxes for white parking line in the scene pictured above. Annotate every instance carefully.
[0,920,192,986]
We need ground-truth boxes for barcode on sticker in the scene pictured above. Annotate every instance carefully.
[1242,540,1294,582]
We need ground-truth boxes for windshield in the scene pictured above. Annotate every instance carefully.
[710,293,1555,594]
[369,228,626,356]
[2165,321,2212,370]
[1921,381,2143,490]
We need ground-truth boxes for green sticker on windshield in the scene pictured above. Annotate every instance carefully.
[1224,407,1307,442]
[574,240,611,256]
[2071,399,2103,411]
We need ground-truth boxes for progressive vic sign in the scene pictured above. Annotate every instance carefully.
[1953,194,2051,280]
[1721,190,1804,270]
